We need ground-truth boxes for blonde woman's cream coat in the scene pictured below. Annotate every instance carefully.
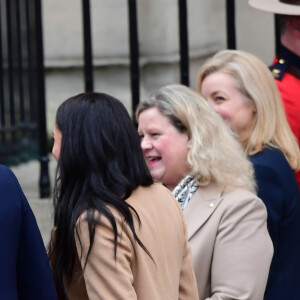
[184,182,273,300]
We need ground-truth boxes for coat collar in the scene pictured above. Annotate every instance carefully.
[183,182,224,240]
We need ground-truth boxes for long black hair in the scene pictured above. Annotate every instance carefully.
[48,92,153,299]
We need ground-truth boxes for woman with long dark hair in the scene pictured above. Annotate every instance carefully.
[48,92,198,300]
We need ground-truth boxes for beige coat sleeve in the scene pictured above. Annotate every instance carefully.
[75,213,137,300]
[173,196,199,300]
[207,195,273,300]
[179,222,200,300]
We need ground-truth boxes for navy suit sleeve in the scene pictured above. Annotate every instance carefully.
[0,165,57,300]
[253,163,284,245]
[253,161,300,247]
[252,156,300,300]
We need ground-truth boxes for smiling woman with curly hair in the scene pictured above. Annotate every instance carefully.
[137,84,273,300]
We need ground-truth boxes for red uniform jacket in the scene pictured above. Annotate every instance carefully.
[270,45,300,188]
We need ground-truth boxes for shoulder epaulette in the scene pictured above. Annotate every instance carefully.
[269,45,300,81]
[269,58,288,81]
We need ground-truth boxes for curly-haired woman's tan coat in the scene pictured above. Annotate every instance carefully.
[184,182,273,300]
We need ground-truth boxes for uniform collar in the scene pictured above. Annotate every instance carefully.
[270,44,300,80]
[279,45,300,69]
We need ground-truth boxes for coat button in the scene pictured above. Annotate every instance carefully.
[209,203,214,208]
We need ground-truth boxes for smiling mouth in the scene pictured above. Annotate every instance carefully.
[147,156,161,167]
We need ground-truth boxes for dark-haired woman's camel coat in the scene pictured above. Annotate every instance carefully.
[67,183,199,300]
[184,182,273,300]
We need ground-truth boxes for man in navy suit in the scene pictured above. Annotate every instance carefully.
[0,164,57,299]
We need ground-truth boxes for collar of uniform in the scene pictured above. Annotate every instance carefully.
[270,45,300,80]
[279,45,300,69]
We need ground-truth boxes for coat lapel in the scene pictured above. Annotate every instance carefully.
[183,182,224,240]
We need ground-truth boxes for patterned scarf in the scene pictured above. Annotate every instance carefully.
[172,175,198,210]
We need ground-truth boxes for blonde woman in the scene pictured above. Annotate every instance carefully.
[136,84,273,300]
[198,49,300,300]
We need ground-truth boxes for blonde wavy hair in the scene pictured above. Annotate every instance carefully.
[136,84,256,193]
[197,49,300,171]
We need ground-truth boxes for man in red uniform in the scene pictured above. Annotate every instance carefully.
[249,0,300,188]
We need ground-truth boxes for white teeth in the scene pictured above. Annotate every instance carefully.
[148,157,158,162]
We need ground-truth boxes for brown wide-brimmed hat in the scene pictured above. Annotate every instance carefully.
[249,0,300,15]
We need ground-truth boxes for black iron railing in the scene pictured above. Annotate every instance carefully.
[0,0,50,198]
[0,0,278,198]
[128,0,140,121]
[226,0,236,49]
[178,0,190,86]
[82,0,93,92]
